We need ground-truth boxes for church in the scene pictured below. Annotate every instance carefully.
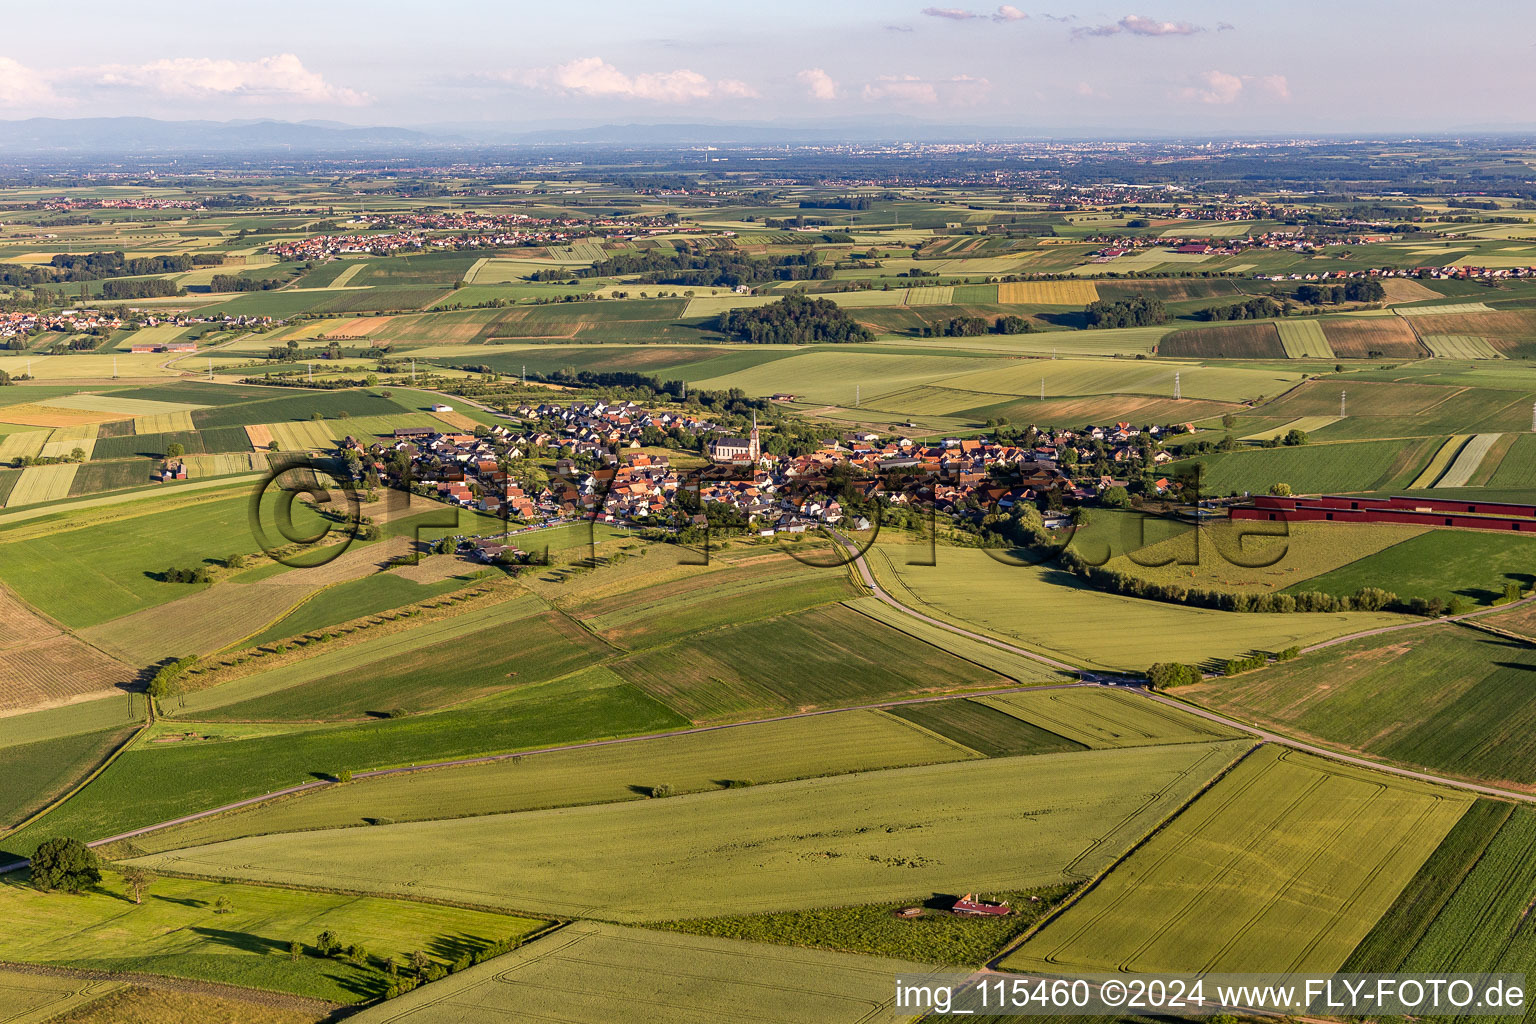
[708,413,762,463]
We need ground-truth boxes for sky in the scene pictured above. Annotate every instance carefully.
[0,1,1532,135]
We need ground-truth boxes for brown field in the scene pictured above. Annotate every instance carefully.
[1380,278,1443,303]
[244,424,274,448]
[998,280,1099,305]
[257,536,421,588]
[322,316,392,339]
[0,405,121,428]
[0,586,60,649]
[0,636,136,711]
[968,394,1239,427]
[1159,323,1285,359]
[1412,310,1536,355]
[431,409,481,431]
[79,583,314,665]
[38,986,325,1024]
[1321,318,1425,358]
[389,552,477,584]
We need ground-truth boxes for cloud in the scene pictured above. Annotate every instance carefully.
[508,56,757,103]
[89,53,367,105]
[1075,81,1104,98]
[861,73,990,105]
[1074,14,1205,39]
[1217,21,1236,31]
[886,23,915,31]
[922,5,1027,22]
[1179,71,1290,105]
[796,68,839,101]
[0,57,61,107]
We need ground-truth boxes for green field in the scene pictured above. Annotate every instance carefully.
[130,742,1248,921]
[345,921,929,1024]
[243,572,471,646]
[1178,625,1536,788]
[978,688,1244,748]
[882,700,1085,757]
[864,542,1409,672]
[1003,745,1469,974]
[1182,438,1439,496]
[1288,529,1536,604]
[119,709,980,854]
[0,870,540,1004]
[1277,319,1335,358]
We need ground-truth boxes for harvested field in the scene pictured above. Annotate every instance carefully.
[244,423,273,448]
[0,587,59,650]
[258,536,419,587]
[429,409,480,431]
[904,285,954,304]
[343,922,927,1024]
[0,430,48,463]
[0,970,123,1024]
[80,583,314,664]
[1396,302,1496,317]
[182,452,264,477]
[1321,318,1424,358]
[0,635,136,712]
[263,420,339,451]
[1237,415,1339,441]
[1422,334,1502,358]
[0,404,119,428]
[1276,319,1334,358]
[131,410,196,433]
[131,742,1248,920]
[1380,278,1444,303]
[1159,323,1285,359]
[981,688,1243,748]
[998,280,1099,304]
[1408,435,1467,487]
[46,394,201,416]
[323,316,392,339]
[4,464,80,506]
[1004,746,1468,974]
[1435,432,1503,487]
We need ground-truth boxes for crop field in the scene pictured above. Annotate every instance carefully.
[0,970,122,1024]
[0,635,136,711]
[3,669,689,857]
[1256,380,1527,441]
[0,491,330,628]
[182,452,265,477]
[1236,414,1340,441]
[130,409,196,432]
[842,597,1073,682]
[613,602,1007,721]
[1190,438,1441,495]
[0,723,138,828]
[1395,302,1496,317]
[1435,432,1503,487]
[345,922,927,1024]
[1286,529,1536,606]
[1159,323,1285,360]
[1423,333,1502,358]
[79,582,314,665]
[191,389,411,429]
[0,429,47,462]
[245,572,470,646]
[129,709,978,853]
[1411,309,1536,357]
[978,689,1244,748]
[262,419,346,450]
[201,609,612,722]
[1096,279,1245,302]
[1004,746,1469,975]
[1485,432,1536,487]
[1347,805,1536,980]
[1276,319,1335,358]
[1380,278,1444,303]
[882,700,1085,757]
[903,285,954,304]
[130,741,1247,920]
[4,463,80,506]
[933,358,1300,403]
[1179,625,1536,788]
[1320,318,1425,358]
[0,871,541,1004]
[5,354,182,380]
[864,542,1408,672]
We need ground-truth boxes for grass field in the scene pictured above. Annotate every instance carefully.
[131,742,1247,921]
[978,688,1244,748]
[243,572,470,647]
[1185,438,1437,496]
[77,582,315,665]
[0,970,123,1024]
[1486,432,1536,488]
[0,723,138,829]
[19,986,320,1024]
[122,709,980,854]
[1003,745,1468,974]
[0,870,540,1004]
[1159,323,1285,360]
[882,700,1086,757]
[345,921,929,1024]
[1178,624,1536,788]
[864,543,1408,671]
[1287,528,1536,604]
[1423,333,1502,359]
[841,597,1074,683]
[1276,319,1335,358]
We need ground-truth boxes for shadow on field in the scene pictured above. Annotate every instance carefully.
[191,926,291,955]
[153,894,207,908]
[428,932,494,962]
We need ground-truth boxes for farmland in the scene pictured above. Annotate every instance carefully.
[1003,746,1469,974]
[1288,528,1536,604]
[1180,438,1438,496]
[344,922,928,1024]
[1178,625,1536,788]
[127,742,1249,920]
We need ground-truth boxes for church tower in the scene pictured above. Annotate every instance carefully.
[748,411,761,462]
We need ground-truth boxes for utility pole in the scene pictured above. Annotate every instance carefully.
[112,357,117,379]
[207,359,213,380]
[1342,390,1347,418]
[307,362,312,383]
[855,384,860,408]
[1040,378,1045,400]
[1530,401,1535,432]
[521,364,526,387]
[1174,372,1181,401]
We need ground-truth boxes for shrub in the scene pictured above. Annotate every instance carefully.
[315,930,342,957]
[649,783,673,798]
[1148,662,1203,688]
[1223,653,1268,676]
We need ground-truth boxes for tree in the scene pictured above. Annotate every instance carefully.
[30,837,101,893]
[164,442,184,458]
[213,895,232,915]
[1504,581,1524,603]
[409,950,432,975]
[1282,428,1309,446]
[1220,412,1237,429]
[121,865,155,904]
[69,446,85,462]
[1100,486,1130,508]
[1268,482,1293,497]
[316,930,342,956]
[289,939,303,961]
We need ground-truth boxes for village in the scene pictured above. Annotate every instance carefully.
[342,396,1190,563]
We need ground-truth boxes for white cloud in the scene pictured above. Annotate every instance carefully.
[796,68,839,101]
[862,73,990,106]
[1257,73,1290,99]
[922,7,978,19]
[90,54,367,105]
[509,57,757,103]
[0,56,61,107]
[1074,14,1205,39]
[992,5,1028,21]
[1217,21,1236,31]
[1180,70,1289,105]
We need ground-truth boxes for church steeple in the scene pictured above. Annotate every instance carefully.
[749,411,760,461]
